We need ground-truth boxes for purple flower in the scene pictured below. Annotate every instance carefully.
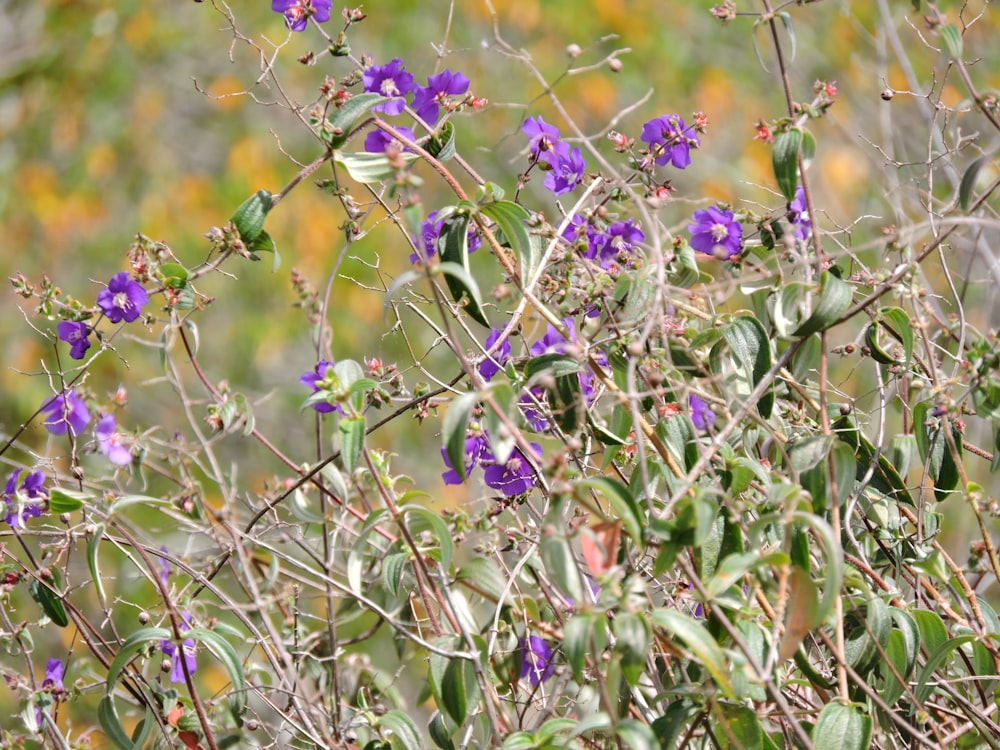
[95,414,132,466]
[300,360,339,413]
[272,0,332,32]
[519,635,554,686]
[592,219,645,268]
[479,327,512,381]
[41,390,91,436]
[441,433,492,485]
[522,116,562,158]
[3,469,48,528]
[161,614,197,684]
[541,143,587,195]
[640,114,700,169]
[97,272,148,324]
[788,186,812,242]
[362,59,416,116]
[688,205,743,259]
[57,321,91,360]
[689,394,715,431]
[483,443,541,497]
[42,659,64,691]
[33,658,64,729]
[412,69,470,125]
[409,210,481,264]
[364,125,416,154]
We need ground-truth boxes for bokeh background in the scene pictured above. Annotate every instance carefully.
[2,0,999,738]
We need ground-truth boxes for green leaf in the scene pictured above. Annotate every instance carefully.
[48,487,90,513]
[714,703,764,750]
[843,596,892,677]
[914,401,962,501]
[862,308,909,368]
[334,151,419,183]
[383,552,408,599]
[158,263,189,287]
[247,230,280,272]
[652,701,699,750]
[778,12,796,62]
[563,613,594,683]
[88,524,107,608]
[106,627,172,692]
[881,609,920,707]
[525,353,583,433]
[772,128,803,201]
[457,557,507,602]
[939,23,962,62]
[378,708,423,750]
[916,633,978,704]
[615,719,658,750]
[959,154,991,212]
[437,261,489,328]
[339,415,365,473]
[98,695,135,750]
[441,656,473,725]
[107,494,175,515]
[811,702,873,750]
[399,504,454,571]
[442,390,479,483]
[576,476,644,547]
[791,511,843,625]
[428,711,456,750]
[426,121,457,161]
[437,211,488,324]
[614,612,650,686]
[651,609,736,698]
[229,189,272,244]
[706,551,787,600]
[185,627,248,718]
[721,315,774,418]
[324,92,388,149]
[479,200,537,280]
[541,532,584,604]
[29,573,68,627]
[791,271,852,337]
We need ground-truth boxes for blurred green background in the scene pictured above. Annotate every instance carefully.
[2,0,1000,737]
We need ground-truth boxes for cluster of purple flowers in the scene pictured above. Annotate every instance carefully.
[562,215,646,269]
[359,58,471,151]
[271,0,332,32]
[521,116,587,196]
[57,272,149,361]
[441,428,542,497]
[3,469,48,528]
[409,209,482,264]
[39,390,132,465]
